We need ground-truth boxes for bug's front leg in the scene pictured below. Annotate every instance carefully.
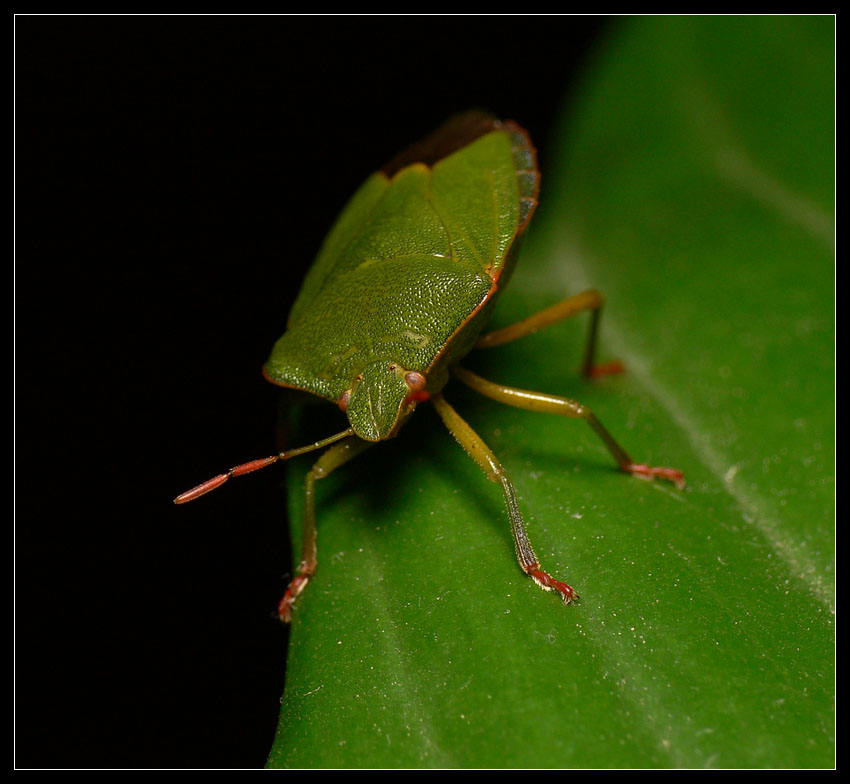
[452,366,685,487]
[431,393,578,605]
[278,436,373,622]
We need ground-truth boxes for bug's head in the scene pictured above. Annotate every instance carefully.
[339,361,429,442]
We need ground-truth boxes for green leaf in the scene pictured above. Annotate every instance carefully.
[267,16,834,768]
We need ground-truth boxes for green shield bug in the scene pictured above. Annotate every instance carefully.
[175,111,684,621]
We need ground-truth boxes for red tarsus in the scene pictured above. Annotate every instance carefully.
[627,463,686,489]
[588,360,626,378]
[528,567,579,605]
[278,574,310,622]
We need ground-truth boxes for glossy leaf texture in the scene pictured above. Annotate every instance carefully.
[267,16,834,768]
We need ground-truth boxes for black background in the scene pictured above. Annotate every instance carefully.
[16,14,611,768]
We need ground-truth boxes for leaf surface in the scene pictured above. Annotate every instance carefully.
[267,16,834,768]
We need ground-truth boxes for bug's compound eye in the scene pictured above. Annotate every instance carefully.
[403,370,430,406]
[404,371,427,392]
[337,389,351,412]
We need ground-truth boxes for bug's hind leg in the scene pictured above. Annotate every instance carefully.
[452,366,685,487]
[278,436,373,622]
[475,288,623,378]
[431,393,578,605]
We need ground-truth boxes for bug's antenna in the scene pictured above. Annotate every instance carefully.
[174,427,355,504]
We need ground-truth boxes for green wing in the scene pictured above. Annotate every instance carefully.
[267,117,538,400]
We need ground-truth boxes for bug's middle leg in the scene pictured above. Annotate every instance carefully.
[278,436,373,622]
[475,288,623,378]
[431,393,578,604]
[452,366,685,487]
